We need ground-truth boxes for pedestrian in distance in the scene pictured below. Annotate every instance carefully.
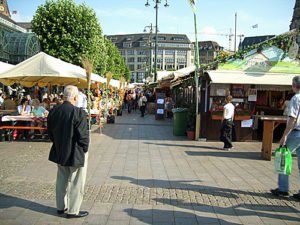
[271,76,300,201]
[47,85,90,218]
[139,92,147,117]
[220,95,235,150]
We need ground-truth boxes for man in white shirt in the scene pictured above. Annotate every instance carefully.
[220,95,235,150]
[76,89,87,111]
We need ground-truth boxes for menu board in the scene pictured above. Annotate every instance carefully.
[155,91,165,120]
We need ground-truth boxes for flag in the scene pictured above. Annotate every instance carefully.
[188,0,196,13]
[12,10,17,15]
[252,24,258,28]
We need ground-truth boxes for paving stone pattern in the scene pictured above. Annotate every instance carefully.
[0,111,299,225]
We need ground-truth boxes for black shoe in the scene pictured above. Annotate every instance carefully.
[292,193,300,200]
[57,208,67,215]
[66,211,89,218]
[270,188,289,197]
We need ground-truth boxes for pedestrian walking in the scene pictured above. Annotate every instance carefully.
[220,95,235,150]
[47,85,90,218]
[271,76,300,200]
[139,93,147,117]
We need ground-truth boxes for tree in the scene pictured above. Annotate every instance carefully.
[104,37,128,80]
[32,0,106,75]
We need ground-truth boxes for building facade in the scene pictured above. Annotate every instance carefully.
[196,41,223,64]
[0,0,40,64]
[107,33,194,83]
[290,0,300,30]
[239,35,275,50]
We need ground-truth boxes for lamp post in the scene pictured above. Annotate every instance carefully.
[144,23,157,82]
[145,0,169,82]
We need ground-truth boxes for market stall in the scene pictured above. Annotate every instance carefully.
[203,43,300,141]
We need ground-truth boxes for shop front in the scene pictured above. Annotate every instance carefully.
[202,70,295,141]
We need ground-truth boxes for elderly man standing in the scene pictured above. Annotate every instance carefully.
[48,85,89,218]
[271,76,300,201]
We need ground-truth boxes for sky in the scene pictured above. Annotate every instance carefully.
[8,0,295,51]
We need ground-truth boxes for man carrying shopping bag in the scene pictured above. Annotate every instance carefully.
[271,76,300,200]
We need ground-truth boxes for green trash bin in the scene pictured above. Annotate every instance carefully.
[172,108,188,136]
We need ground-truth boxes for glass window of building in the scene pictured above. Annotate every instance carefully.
[165,50,175,55]
[119,50,125,55]
[177,58,186,63]
[177,50,187,55]
[137,50,148,55]
[123,42,132,48]
[137,57,147,62]
[127,49,134,55]
[165,58,175,63]
[129,64,135,70]
[127,57,135,63]
[157,49,163,55]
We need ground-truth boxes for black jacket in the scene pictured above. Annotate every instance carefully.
[48,101,89,167]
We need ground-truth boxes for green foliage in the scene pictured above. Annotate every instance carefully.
[104,37,128,80]
[32,0,106,75]
[215,51,230,63]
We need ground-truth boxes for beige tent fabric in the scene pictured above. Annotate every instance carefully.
[0,62,14,73]
[0,52,106,88]
[207,70,295,86]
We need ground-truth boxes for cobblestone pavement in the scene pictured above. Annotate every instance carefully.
[0,111,299,225]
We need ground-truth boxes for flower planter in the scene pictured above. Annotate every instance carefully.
[235,115,251,121]
[211,115,223,120]
[186,130,195,140]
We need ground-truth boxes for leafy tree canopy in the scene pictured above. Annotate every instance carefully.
[32,0,106,75]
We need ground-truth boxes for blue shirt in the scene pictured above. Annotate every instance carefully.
[32,106,47,117]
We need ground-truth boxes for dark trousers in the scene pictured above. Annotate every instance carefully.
[140,106,146,117]
[220,119,233,148]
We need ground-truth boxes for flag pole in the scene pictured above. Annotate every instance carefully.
[193,11,200,140]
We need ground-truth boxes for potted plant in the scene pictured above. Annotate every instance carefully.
[186,105,196,140]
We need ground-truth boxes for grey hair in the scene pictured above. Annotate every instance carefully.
[63,85,79,101]
[292,76,300,89]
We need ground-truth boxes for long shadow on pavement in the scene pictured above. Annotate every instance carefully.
[143,142,261,160]
[153,198,300,223]
[125,208,241,225]
[111,176,297,201]
[0,193,60,217]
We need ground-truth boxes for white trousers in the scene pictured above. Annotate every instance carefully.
[56,153,88,215]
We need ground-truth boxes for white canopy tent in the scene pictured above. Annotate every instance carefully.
[0,61,14,73]
[207,70,295,86]
[0,52,106,88]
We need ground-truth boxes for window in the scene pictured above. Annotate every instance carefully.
[119,50,125,55]
[123,42,132,48]
[127,50,134,55]
[129,64,135,70]
[165,50,175,55]
[156,58,163,63]
[137,50,147,55]
[127,57,135,63]
[165,58,175,63]
[157,49,163,55]
[177,58,186,63]
[172,37,185,41]
[177,50,187,55]
[137,57,147,63]
[139,42,148,47]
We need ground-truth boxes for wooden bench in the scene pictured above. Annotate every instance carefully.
[0,126,47,141]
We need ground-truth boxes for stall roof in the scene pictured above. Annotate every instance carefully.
[207,70,296,86]
[0,61,14,73]
[0,52,110,88]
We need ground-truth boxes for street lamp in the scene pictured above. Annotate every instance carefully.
[145,0,170,82]
[144,23,157,82]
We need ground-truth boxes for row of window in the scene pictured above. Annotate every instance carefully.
[120,49,188,56]
[127,57,187,64]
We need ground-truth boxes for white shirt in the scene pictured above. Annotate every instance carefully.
[17,105,31,115]
[288,93,300,130]
[76,91,87,110]
[223,103,235,120]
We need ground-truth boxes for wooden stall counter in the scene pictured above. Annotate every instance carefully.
[260,116,287,161]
